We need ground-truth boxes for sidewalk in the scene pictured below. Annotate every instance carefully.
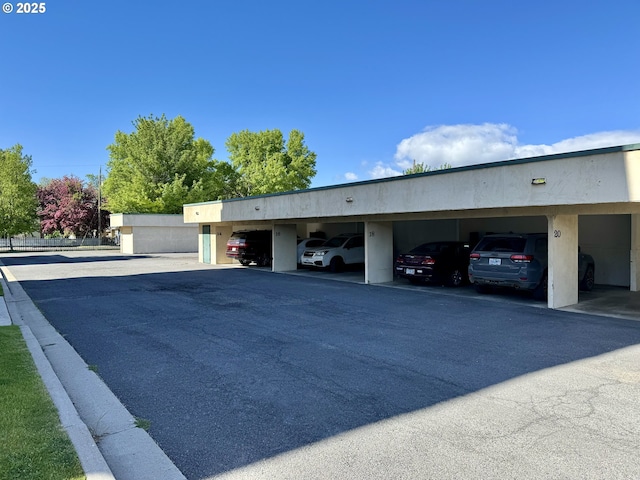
[0,263,186,480]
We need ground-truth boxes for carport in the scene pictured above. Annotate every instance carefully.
[184,144,640,309]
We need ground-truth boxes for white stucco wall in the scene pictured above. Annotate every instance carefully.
[129,226,197,254]
[548,215,580,308]
[120,226,134,254]
[185,148,640,225]
[111,214,195,228]
[110,214,198,254]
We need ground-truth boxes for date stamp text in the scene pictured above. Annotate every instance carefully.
[3,2,47,14]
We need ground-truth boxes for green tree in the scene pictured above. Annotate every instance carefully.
[403,160,453,175]
[0,145,38,243]
[225,129,316,197]
[103,114,220,213]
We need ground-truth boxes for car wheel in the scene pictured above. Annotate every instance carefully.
[239,259,251,266]
[446,268,465,287]
[257,254,271,267]
[533,272,548,300]
[580,265,595,291]
[329,257,344,273]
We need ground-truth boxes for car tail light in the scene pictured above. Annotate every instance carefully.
[469,253,480,261]
[510,254,533,263]
[395,256,403,263]
[421,257,435,265]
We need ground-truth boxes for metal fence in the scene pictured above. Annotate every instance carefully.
[0,236,119,253]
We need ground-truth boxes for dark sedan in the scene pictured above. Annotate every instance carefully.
[395,241,471,286]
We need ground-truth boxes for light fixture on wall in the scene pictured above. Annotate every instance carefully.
[346,196,354,203]
[531,178,546,185]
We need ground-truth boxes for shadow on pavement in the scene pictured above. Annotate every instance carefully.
[0,253,151,266]
[3,254,640,479]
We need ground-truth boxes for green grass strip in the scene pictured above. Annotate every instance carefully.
[0,326,85,480]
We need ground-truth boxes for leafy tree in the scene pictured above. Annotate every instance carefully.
[225,129,316,197]
[103,114,219,213]
[403,160,453,175]
[85,173,102,190]
[37,176,107,237]
[0,145,39,243]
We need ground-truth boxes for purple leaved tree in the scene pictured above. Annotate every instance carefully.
[37,176,108,238]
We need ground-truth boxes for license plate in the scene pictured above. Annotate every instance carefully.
[231,247,237,251]
[405,268,416,275]
[489,258,501,266]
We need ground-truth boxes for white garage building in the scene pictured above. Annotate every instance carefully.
[183,144,640,310]
[110,213,198,254]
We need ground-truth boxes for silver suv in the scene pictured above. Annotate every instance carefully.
[468,233,595,299]
[300,233,364,272]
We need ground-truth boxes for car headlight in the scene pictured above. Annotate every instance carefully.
[317,250,329,255]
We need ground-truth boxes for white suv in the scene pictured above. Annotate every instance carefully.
[301,233,364,272]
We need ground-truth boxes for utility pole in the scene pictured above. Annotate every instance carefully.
[97,166,102,246]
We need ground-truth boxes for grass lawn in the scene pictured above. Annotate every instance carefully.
[0,325,85,480]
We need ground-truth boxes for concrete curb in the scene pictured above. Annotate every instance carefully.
[0,284,10,326]
[19,324,115,480]
[0,263,186,480]
[0,272,115,480]
[0,269,114,479]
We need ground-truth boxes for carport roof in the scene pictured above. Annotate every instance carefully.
[184,143,640,224]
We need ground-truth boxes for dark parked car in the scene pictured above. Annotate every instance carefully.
[468,233,595,299]
[395,241,471,286]
[226,230,272,266]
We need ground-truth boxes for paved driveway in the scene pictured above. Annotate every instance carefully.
[2,252,640,479]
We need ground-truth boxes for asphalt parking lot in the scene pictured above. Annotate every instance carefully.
[2,251,640,480]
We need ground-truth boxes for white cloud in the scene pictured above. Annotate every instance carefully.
[521,130,640,156]
[344,172,359,181]
[394,123,519,170]
[382,123,640,178]
[369,162,402,179]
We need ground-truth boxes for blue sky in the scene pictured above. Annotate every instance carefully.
[2,0,639,188]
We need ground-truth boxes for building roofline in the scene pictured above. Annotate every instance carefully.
[110,213,185,216]
[184,143,640,208]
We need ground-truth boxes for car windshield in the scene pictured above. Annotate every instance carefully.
[324,236,349,248]
[475,237,527,253]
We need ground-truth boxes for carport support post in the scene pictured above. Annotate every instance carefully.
[273,224,297,272]
[364,221,394,284]
[631,214,640,291]
[208,225,233,265]
[547,214,579,308]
